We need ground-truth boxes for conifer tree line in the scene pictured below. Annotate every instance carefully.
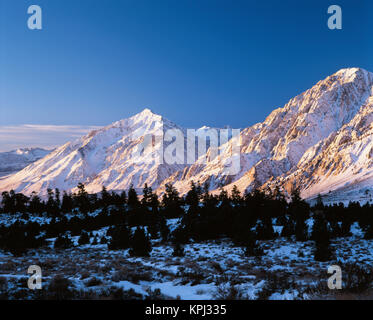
[0,182,372,261]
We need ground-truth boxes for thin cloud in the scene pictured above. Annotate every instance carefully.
[0,124,102,152]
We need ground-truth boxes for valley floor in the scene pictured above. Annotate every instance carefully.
[1,223,373,300]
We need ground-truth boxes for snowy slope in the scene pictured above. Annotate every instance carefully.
[0,109,187,195]
[159,68,373,202]
[269,94,373,204]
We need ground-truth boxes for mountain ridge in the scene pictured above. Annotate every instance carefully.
[164,67,373,202]
[0,68,372,204]
[0,148,51,178]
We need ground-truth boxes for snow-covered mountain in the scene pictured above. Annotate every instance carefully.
[0,148,51,178]
[0,109,189,195]
[0,68,372,203]
[266,78,373,204]
[160,68,373,202]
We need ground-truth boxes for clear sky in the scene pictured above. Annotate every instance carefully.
[0,0,372,150]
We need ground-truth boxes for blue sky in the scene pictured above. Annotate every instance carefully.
[0,0,372,150]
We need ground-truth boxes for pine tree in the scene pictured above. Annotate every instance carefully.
[28,192,44,214]
[119,190,127,206]
[100,186,111,207]
[312,211,333,261]
[61,191,74,213]
[3,190,29,214]
[162,183,183,218]
[54,234,74,249]
[232,222,252,246]
[314,235,333,261]
[141,183,153,207]
[149,192,159,210]
[295,218,308,241]
[364,223,373,239]
[4,225,45,256]
[147,219,160,239]
[100,236,108,244]
[172,242,185,257]
[289,188,310,241]
[46,188,58,215]
[315,194,324,210]
[218,187,230,206]
[159,216,170,242]
[171,225,190,244]
[256,217,275,240]
[75,183,90,213]
[1,191,14,214]
[146,192,161,239]
[127,185,140,209]
[243,232,263,257]
[201,181,218,210]
[129,227,152,257]
[55,188,61,211]
[78,230,90,245]
[91,235,98,245]
[185,181,201,208]
[280,217,295,239]
[230,185,242,206]
[183,182,202,233]
[341,218,352,237]
[108,225,131,250]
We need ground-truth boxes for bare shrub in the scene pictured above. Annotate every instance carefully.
[209,261,223,273]
[257,272,295,300]
[145,287,164,300]
[103,287,143,300]
[213,282,245,300]
[111,267,153,283]
[307,263,373,299]
[85,277,103,287]
[213,274,245,300]
[0,260,17,272]
[80,271,90,280]
[343,263,373,293]
[0,277,8,299]
[46,275,74,300]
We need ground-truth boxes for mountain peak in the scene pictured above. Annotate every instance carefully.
[336,67,363,74]
[139,107,155,115]
[127,108,181,132]
[332,67,372,82]
[129,107,162,122]
[105,108,163,131]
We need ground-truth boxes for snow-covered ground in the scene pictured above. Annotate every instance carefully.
[0,219,372,300]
